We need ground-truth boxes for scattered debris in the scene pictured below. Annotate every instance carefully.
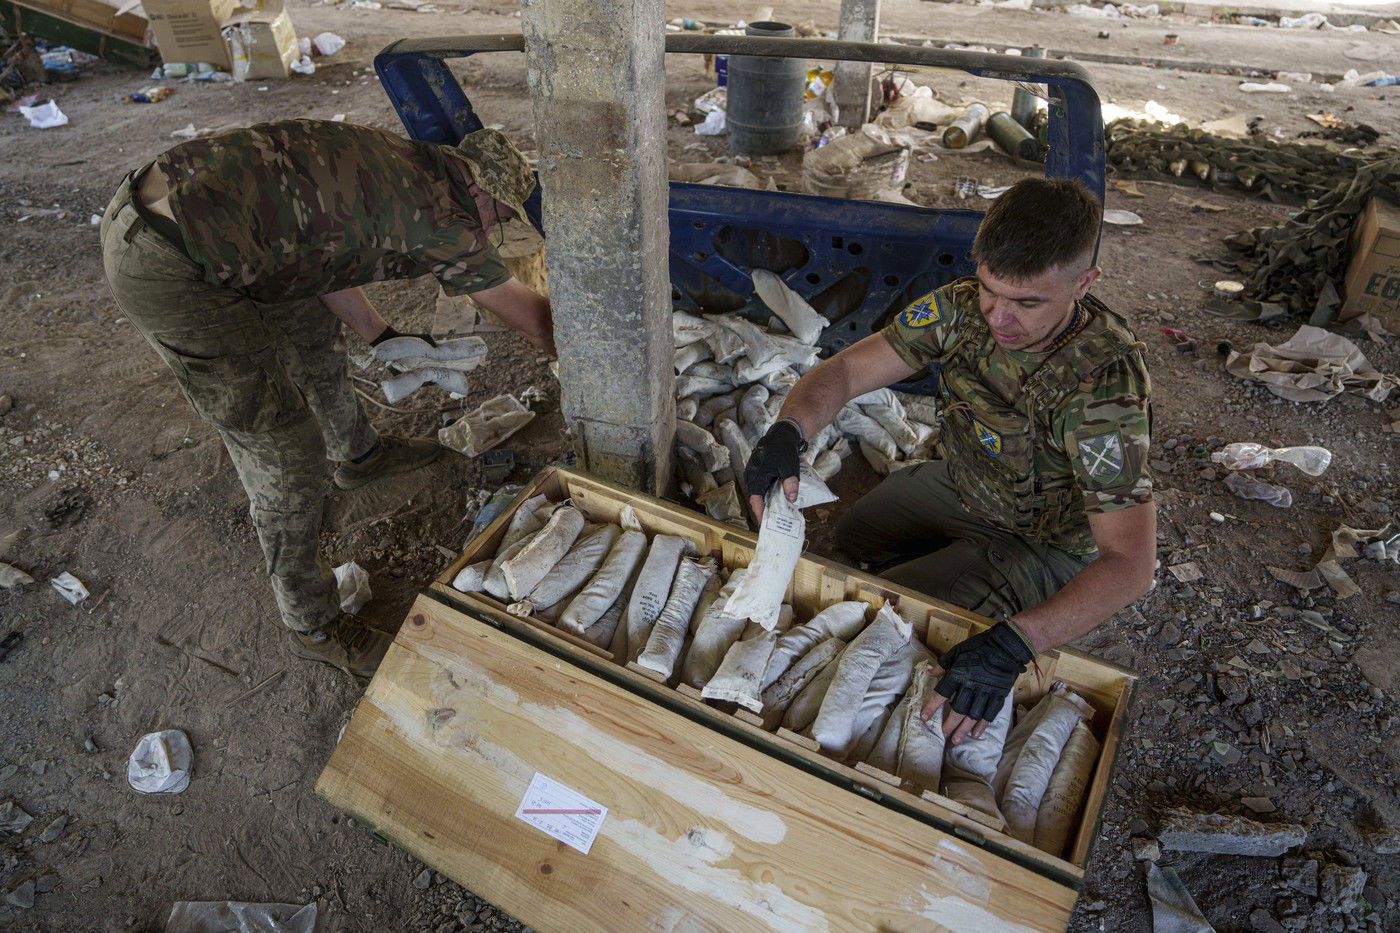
[438,394,536,457]
[1210,443,1331,475]
[0,562,35,588]
[0,800,34,834]
[1103,208,1143,225]
[17,99,67,129]
[124,86,173,104]
[1145,862,1214,933]
[1167,561,1203,583]
[165,902,317,933]
[38,813,67,843]
[1224,472,1292,508]
[1224,325,1398,402]
[127,729,193,795]
[333,561,372,614]
[50,571,89,604]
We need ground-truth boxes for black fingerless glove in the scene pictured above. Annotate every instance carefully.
[371,326,436,347]
[933,621,1036,722]
[744,419,805,502]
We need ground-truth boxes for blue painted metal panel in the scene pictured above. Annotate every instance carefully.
[373,35,1105,392]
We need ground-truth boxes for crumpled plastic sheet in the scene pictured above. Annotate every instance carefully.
[165,901,318,933]
[128,729,193,795]
[1146,863,1216,933]
[1225,325,1398,402]
[1267,521,1398,599]
[438,394,535,455]
[332,561,371,614]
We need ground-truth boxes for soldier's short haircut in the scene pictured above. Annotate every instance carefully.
[970,178,1101,280]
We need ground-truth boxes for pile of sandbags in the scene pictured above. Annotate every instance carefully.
[671,272,940,526]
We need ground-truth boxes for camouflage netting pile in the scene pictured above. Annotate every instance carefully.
[1104,120,1400,321]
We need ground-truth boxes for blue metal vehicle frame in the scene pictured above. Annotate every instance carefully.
[375,34,1104,392]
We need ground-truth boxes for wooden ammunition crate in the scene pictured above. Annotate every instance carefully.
[317,467,1137,932]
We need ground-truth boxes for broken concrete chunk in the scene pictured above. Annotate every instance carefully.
[1363,828,1400,854]
[1130,836,1161,861]
[1318,863,1366,912]
[1158,807,1306,856]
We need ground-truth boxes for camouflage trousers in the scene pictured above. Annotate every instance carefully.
[99,175,378,634]
[835,461,1091,622]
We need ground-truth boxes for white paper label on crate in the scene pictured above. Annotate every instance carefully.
[514,772,608,855]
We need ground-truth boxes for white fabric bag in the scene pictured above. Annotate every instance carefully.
[1001,688,1094,843]
[680,569,750,688]
[751,268,826,344]
[636,557,717,677]
[811,605,910,754]
[941,690,1014,822]
[866,660,946,791]
[721,486,801,630]
[762,601,868,690]
[622,534,691,661]
[846,639,927,761]
[761,636,844,715]
[508,523,620,617]
[558,507,647,634]
[782,652,841,732]
[1033,720,1100,857]
[500,506,586,600]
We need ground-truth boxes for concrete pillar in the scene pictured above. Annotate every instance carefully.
[521,0,675,492]
[833,0,881,129]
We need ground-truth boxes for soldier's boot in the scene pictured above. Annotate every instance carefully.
[333,435,443,491]
[289,615,393,677]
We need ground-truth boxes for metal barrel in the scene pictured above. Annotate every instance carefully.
[942,102,989,149]
[1010,46,1046,127]
[727,21,808,156]
[988,110,1043,161]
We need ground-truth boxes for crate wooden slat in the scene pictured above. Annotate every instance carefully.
[318,596,1078,932]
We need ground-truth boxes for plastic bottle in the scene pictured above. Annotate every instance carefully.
[1223,472,1292,508]
[1210,443,1331,476]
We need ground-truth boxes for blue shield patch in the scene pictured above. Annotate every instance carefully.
[899,289,942,328]
[970,417,1002,457]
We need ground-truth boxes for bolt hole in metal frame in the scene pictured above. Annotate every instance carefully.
[374,34,1105,394]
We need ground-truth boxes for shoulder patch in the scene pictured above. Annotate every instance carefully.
[1078,430,1125,483]
[899,289,943,328]
[970,415,1002,457]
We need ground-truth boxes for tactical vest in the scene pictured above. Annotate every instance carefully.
[935,295,1142,555]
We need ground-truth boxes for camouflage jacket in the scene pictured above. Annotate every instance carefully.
[153,119,510,303]
[882,277,1152,555]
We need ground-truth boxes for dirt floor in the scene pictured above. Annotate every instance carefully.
[1,0,1398,929]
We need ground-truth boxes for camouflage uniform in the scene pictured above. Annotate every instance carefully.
[99,120,514,633]
[836,277,1152,620]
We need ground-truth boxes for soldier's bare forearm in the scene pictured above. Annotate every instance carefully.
[1010,502,1157,653]
[471,278,555,356]
[320,287,389,342]
[780,333,917,439]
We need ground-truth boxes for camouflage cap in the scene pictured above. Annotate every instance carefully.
[453,128,534,225]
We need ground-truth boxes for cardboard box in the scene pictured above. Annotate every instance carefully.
[1340,197,1400,324]
[221,0,297,80]
[141,0,240,67]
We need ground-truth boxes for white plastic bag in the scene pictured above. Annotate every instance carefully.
[165,901,317,933]
[751,269,827,345]
[50,571,89,604]
[19,100,68,129]
[622,534,690,661]
[128,729,193,794]
[636,557,716,677]
[313,31,346,56]
[811,605,911,754]
[332,561,371,614]
[1224,471,1293,508]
